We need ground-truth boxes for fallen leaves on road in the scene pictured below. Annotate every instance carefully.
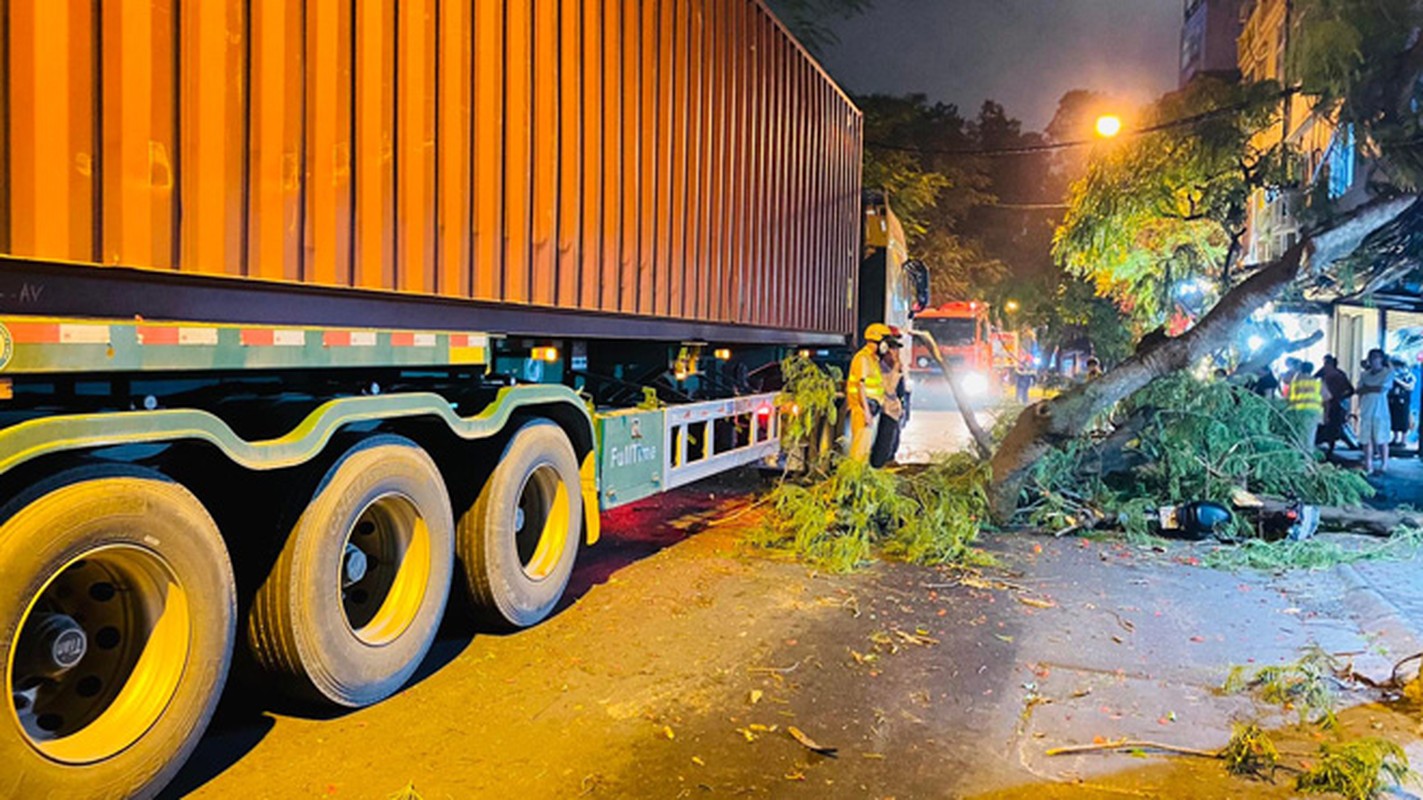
[849,649,879,666]
[866,625,940,652]
[1017,596,1056,609]
[736,723,779,742]
[893,628,940,646]
[787,726,838,757]
[747,660,801,675]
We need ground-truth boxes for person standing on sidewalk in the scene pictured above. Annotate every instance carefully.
[1280,357,1303,400]
[1286,361,1324,453]
[1250,363,1280,398]
[1388,356,1415,448]
[1316,355,1355,456]
[1357,348,1394,474]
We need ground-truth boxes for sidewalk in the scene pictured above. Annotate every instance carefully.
[1313,445,1423,676]
[1362,450,1423,510]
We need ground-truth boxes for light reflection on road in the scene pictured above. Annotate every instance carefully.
[897,376,1020,464]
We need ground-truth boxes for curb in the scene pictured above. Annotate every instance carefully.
[1336,562,1423,678]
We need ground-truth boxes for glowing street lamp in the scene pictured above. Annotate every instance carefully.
[1094,114,1123,138]
[1004,300,1021,313]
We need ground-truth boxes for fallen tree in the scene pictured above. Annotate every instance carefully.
[987,195,1416,520]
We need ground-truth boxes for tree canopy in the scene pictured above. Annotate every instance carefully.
[763,0,872,55]
[1289,0,1423,187]
[1053,78,1285,324]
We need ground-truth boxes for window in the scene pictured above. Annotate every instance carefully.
[916,318,977,347]
[1328,125,1356,199]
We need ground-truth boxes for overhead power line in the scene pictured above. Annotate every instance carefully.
[864,87,1297,158]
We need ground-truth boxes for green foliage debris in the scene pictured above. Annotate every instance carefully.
[752,454,994,573]
[1297,738,1411,800]
[1022,374,1373,541]
[1223,647,1341,728]
[1221,648,1416,799]
[1204,528,1423,572]
[1221,723,1280,778]
[775,354,840,459]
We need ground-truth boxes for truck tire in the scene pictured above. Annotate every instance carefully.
[249,436,454,708]
[459,420,582,629]
[0,473,235,800]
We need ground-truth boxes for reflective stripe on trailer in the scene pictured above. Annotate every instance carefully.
[0,316,491,374]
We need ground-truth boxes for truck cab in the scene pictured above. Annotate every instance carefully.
[911,301,996,398]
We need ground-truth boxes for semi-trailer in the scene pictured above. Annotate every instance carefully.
[0,2,863,797]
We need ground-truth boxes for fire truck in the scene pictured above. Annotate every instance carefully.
[909,302,997,396]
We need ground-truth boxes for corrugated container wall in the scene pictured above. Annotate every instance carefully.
[0,0,863,340]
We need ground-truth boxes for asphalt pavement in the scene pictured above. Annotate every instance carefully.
[165,462,1423,799]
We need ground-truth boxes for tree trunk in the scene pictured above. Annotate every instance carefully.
[1256,498,1423,537]
[986,196,1418,522]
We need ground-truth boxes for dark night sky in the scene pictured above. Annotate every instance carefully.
[816,0,1184,132]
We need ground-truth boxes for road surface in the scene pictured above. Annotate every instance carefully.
[165,467,1423,799]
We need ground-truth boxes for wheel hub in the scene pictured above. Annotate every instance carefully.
[15,614,88,679]
[342,543,369,587]
[514,464,571,580]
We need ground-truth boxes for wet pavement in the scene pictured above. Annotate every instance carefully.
[166,461,1423,799]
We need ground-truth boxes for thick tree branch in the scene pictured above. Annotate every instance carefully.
[1255,498,1423,537]
[1233,330,1325,378]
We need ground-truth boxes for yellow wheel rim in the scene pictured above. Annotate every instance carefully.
[515,464,571,581]
[9,545,190,764]
[339,493,430,647]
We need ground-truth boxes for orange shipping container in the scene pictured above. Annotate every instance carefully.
[0,0,862,345]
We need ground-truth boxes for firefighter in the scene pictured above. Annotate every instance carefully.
[848,323,898,462]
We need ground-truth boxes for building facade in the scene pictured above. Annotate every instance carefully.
[1180,0,1245,86]
[1236,0,1417,391]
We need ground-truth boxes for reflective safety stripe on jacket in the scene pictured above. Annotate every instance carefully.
[847,347,886,403]
[1288,376,1323,414]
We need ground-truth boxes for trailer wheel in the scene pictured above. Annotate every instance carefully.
[459,420,582,629]
[0,474,235,800]
[249,436,454,707]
